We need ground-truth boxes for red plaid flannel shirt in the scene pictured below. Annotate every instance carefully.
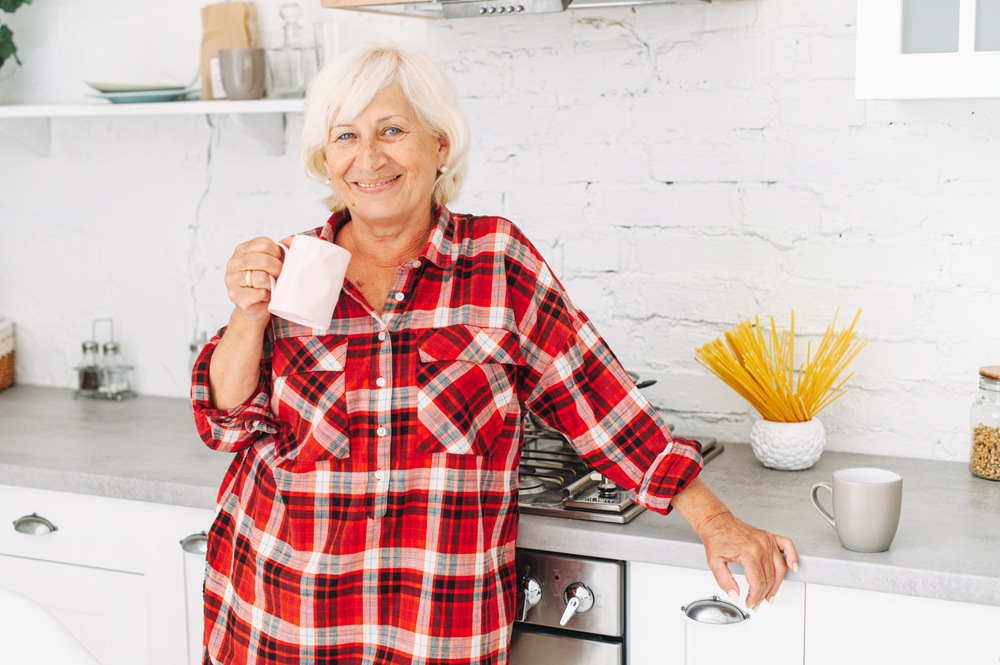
[191,207,702,664]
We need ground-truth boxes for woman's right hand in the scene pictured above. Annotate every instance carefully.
[225,237,286,324]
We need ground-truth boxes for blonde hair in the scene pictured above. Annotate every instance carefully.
[300,42,471,212]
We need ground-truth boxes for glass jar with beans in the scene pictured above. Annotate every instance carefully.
[970,366,1000,481]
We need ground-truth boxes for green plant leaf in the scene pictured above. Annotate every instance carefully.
[0,0,32,14]
[0,23,20,67]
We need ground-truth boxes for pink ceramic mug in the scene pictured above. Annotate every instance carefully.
[268,236,352,329]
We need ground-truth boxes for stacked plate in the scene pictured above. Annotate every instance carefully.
[85,81,201,104]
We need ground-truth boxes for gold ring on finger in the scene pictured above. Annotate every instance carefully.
[245,270,253,289]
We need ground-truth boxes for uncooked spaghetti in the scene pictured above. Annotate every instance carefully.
[695,309,868,422]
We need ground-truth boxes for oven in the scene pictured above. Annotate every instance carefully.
[510,402,723,664]
[510,549,626,665]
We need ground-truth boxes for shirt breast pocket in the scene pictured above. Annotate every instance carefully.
[416,326,524,456]
[271,335,350,463]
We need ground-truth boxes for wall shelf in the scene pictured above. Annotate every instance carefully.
[0,98,305,156]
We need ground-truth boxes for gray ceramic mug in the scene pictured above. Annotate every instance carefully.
[810,467,903,553]
[219,48,267,100]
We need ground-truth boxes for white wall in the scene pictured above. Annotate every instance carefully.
[1,0,998,461]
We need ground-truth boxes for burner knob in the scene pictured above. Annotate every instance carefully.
[598,475,619,498]
[559,583,595,626]
[520,576,542,621]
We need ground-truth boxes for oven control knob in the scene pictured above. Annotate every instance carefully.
[520,576,542,621]
[559,583,595,626]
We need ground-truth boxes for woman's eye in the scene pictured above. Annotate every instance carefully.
[336,132,356,141]
[384,127,402,136]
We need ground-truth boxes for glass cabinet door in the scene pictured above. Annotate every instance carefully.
[857,0,1000,98]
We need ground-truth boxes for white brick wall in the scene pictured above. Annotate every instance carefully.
[1,0,999,461]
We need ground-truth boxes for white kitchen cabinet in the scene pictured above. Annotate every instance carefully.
[141,501,215,665]
[804,582,1000,663]
[857,0,1000,98]
[0,554,147,665]
[629,561,806,665]
[182,542,209,665]
[0,485,215,665]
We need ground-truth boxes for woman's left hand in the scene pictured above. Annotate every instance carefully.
[695,510,798,611]
[670,476,798,611]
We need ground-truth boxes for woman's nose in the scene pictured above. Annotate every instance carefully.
[359,137,385,171]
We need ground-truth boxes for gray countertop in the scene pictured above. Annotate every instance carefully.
[0,385,229,509]
[2,385,998,607]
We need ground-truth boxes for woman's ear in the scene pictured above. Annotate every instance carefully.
[437,133,451,162]
[320,152,332,181]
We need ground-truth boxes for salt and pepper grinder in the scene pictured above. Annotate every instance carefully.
[73,318,136,401]
[99,341,134,399]
[77,341,100,392]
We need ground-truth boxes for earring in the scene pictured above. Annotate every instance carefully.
[325,178,331,185]
[439,165,448,174]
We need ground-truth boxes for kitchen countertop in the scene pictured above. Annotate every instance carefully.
[1,385,998,607]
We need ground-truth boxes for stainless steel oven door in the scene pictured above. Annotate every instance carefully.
[509,626,623,665]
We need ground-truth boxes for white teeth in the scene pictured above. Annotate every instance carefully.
[357,176,398,189]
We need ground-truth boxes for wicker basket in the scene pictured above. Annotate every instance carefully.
[0,318,14,391]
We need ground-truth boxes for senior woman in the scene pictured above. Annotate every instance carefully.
[191,43,797,664]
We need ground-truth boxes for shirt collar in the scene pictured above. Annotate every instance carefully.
[318,206,455,270]
[421,206,455,270]
[320,210,349,243]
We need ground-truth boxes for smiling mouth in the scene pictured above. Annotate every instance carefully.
[355,175,400,190]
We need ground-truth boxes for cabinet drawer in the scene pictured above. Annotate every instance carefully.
[629,561,806,665]
[805,583,1000,664]
[0,485,145,573]
[0,553,147,665]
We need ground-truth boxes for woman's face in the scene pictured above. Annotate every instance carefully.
[324,83,449,229]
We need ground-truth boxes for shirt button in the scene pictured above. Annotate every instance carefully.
[374,469,385,481]
[394,292,405,302]
[376,426,387,437]
[376,377,386,388]
[411,259,421,268]
[378,331,387,341]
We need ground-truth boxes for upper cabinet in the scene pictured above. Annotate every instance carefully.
[857,0,1000,98]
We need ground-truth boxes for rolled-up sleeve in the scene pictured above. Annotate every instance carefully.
[190,326,279,453]
[525,312,702,515]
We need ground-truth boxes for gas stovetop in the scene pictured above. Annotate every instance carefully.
[517,413,723,524]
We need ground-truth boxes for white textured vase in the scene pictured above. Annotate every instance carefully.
[749,418,826,471]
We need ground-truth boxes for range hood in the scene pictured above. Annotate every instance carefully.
[322,0,705,19]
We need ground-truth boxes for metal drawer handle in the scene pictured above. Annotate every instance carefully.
[180,531,208,555]
[681,596,750,624]
[13,513,58,535]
